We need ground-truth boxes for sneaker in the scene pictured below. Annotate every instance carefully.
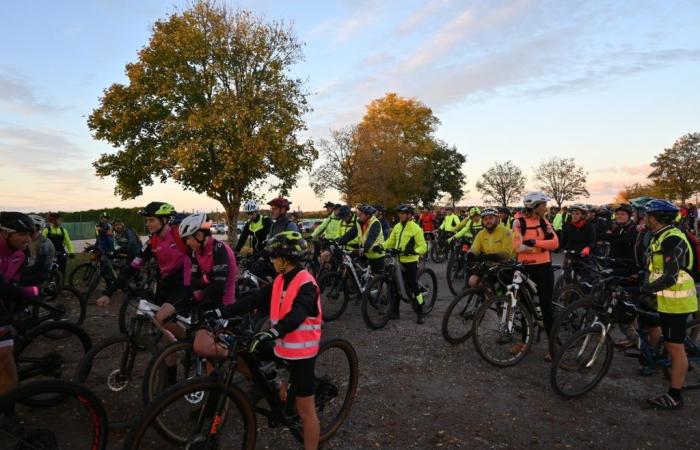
[647,393,683,409]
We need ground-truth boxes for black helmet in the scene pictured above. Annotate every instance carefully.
[0,211,35,233]
[338,205,352,220]
[323,201,335,209]
[358,204,376,215]
[139,202,176,217]
[615,203,634,215]
[265,231,308,261]
[395,204,415,214]
[374,204,385,213]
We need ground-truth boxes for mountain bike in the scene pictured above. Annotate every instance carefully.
[9,286,87,337]
[446,237,471,295]
[550,294,700,398]
[318,244,373,321]
[361,249,438,329]
[430,230,452,263]
[0,379,108,449]
[123,317,358,449]
[69,245,127,296]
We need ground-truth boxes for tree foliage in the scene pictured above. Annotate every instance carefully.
[615,181,668,204]
[475,160,526,207]
[88,1,315,239]
[309,126,360,204]
[648,132,700,203]
[418,141,466,208]
[534,157,589,207]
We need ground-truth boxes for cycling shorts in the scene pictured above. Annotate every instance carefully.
[659,312,689,344]
[286,356,317,397]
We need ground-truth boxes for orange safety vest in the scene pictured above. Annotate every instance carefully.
[270,270,323,360]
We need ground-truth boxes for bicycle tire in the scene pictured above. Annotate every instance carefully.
[417,267,438,315]
[361,275,393,330]
[318,271,350,322]
[430,242,447,264]
[43,268,64,301]
[44,286,87,329]
[441,288,486,344]
[0,379,109,449]
[69,262,100,295]
[662,318,700,389]
[74,333,157,428]
[446,254,468,296]
[550,326,614,398]
[142,339,199,405]
[548,296,598,357]
[123,376,256,449]
[118,292,139,334]
[553,284,586,311]
[472,294,535,367]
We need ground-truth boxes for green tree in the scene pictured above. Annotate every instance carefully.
[88,2,315,240]
[475,160,526,207]
[309,126,360,205]
[418,141,466,207]
[648,132,700,203]
[534,157,589,208]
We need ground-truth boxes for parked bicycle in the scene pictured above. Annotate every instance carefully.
[318,244,374,321]
[446,237,472,295]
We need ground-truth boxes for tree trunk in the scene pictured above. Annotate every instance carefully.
[219,197,241,246]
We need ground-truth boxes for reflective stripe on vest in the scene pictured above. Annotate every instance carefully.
[249,214,264,233]
[269,270,323,360]
[649,227,698,314]
[356,216,385,259]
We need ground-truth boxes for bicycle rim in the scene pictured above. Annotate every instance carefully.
[472,295,533,367]
[361,276,392,329]
[442,289,483,344]
[319,272,349,322]
[417,268,437,314]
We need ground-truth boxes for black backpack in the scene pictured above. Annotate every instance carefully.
[517,217,553,240]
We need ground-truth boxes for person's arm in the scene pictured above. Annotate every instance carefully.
[454,218,469,232]
[560,225,569,249]
[412,226,428,255]
[234,222,252,253]
[220,284,272,317]
[363,222,382,252]
[645,235,688,292]
[272,282,319,338]
[384,224,397,249]
[470,230,484,255]
[336,226,358,247]
[585,224,597,248]
[200,242,231,303]
[499,229,515,258]
[534,220,559,251]
[312,217,330,239]
[62,227,74,254]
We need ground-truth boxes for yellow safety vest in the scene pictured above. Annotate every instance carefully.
[649,227,698,314]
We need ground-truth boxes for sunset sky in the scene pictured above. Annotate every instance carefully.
[2,0,699,214]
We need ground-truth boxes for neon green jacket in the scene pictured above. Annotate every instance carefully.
[384,220,427,263]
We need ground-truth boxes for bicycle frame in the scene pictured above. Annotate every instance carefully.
[339,252,371,294]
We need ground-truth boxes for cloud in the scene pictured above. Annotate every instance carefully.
[0,125,84,167]
[394,0,449,36]
[598,164,653,176]
[0,72,66,115]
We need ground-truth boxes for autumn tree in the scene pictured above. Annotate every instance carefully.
[475,161,526,207]
[615,181,668,203]
[309,126,360,204]
[648,132,700,203]
[352,93,444,208]
[418,142,466,208]
[533,157,589,208]
[88,2,315,240]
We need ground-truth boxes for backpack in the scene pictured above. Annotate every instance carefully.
[682,230,700,281]
[517,217,552,240]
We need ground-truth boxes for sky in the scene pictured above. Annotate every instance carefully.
[1,0,699,214]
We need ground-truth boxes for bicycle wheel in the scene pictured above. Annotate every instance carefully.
[441,288,486,344]
[118,292,139,334]
[69,262,100,295]
[472,295,535,367]
[74,334,157,428]
[142,339,204,405]
[548,297,598,357]
[290,338,359,443]
[554,284,586,311]
[123,376,256,449]
[446,255,468,296]
[361,275,393,330]
[417,267,438,314]
[662,319,700,389]
[43,268,64,301]
[39,286,87,328]
[318,271,349,322]
[0,379,108,450]
[430,242,447,264]
[550,326,614,398]
[15,321,92,405]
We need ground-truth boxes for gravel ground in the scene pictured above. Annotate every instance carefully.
[72,254,699,449]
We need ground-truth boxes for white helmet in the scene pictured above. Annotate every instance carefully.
[27,214,46,231]
[480,208,499,218]
[242,200,259,213]
[523,192,550,209]
[179,213,213,238]
[569,204,588,213]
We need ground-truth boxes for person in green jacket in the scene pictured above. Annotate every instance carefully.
[383,204,428,324]
[311,202,340,240]
[439,207,460,234]
[43,212,74,278]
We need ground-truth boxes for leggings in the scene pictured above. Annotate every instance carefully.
[523,263,555,335]
[402,261,422,308]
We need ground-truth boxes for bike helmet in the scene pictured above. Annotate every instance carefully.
[630,196,655,209]
[179,213,213,238]
[569,204,588,213]
[523,192,550,209]
[645,199,678,224]
[27,214,46,231]
[615,203,634,215]
[242,200,259,213]
[468,207,481,216]
[267,197,291,209]
[374,205,385,213]
[0,211,35,233]
[498,207,510,215]
[395,204,415,214]
[480,208,499,218]
[139,202,176,217]
[323,201,336,209]
[358,204,377,215]
[337,205,352,220]
[265,231,308,261]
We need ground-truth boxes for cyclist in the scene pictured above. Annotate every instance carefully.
[0,212,35,394]
[374,205,391,239]
[96,202,190,309]
[512,192,560,361]
[418,207,436,241]
[498,207,514,229]
[600,203,638,274]
[451,207,484,242]
[466,208,515,288]
[439,206,460,234]
[552,206,567,238]
[311,202,341,241]
[383,204,428,324]
[19,215,56,286]
[95,212,115,255]
[336,204,385,274]
[267,197,300,238]
[559,204,596,255]
[642,200,698,409]
[202,231,322,449]
[43,212,74,278]
[235,200,272,255]
[113,219,141,263]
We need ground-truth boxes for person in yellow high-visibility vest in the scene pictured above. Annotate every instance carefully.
[643,199,698,409]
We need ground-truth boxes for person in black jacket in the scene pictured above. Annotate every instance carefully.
[235,200,272,255]
[560,204,596,254]
[374,205,391,240]
[113,220,141,262]
[266,197,299,239]
[600,204,639,275]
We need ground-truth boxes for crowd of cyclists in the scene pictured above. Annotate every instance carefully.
[1,190,699,448]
